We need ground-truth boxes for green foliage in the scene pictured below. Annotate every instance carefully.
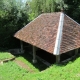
[28,0,68,20]
[28,0,56,19]
[28,0,80,23]
[55,0,68,11]
[0,0,29,49]
[64,0,80,23]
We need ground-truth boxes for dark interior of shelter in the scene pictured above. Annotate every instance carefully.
[22,42,79,64]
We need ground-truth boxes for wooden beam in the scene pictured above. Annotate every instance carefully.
[32,46,37,63]
[20,41,24,53]
[56,55,60,64]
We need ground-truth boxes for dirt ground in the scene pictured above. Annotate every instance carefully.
[14,59,35,73]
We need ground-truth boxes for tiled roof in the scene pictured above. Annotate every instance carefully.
[60,15,80,54]
[14,12,80,55]
[14,12,60,53]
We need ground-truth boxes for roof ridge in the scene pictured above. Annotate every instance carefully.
[53,12,64,55]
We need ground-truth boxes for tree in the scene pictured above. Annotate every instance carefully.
[64,0,80,23]
[28,0,67,20]
[28,0,80,23]
[0,0,29,50]
[28,0,56,19]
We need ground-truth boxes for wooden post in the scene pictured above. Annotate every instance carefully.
[32,46,37,63]
[20,41,24,53]
[56,55,60,64]
[75,48,78,56]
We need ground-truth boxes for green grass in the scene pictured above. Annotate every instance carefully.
[0,61,28,80]
[0,52,14,60]
[0,52,80,80]
[25,57,80,80]
[17,56,39,72]
[17,53,48,72]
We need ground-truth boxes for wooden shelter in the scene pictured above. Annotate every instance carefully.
[14,12,80,63]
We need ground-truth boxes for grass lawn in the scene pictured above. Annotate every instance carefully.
[0,61,28,80]
[0,52,14,60]
[0,52,80,80]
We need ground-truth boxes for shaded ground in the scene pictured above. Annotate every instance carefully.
[12,52,48,71]
[14,59,34,73]
[36,49,75,64]
[5,44,79,72]
[24,44,76,64]
[20,53,48,71]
